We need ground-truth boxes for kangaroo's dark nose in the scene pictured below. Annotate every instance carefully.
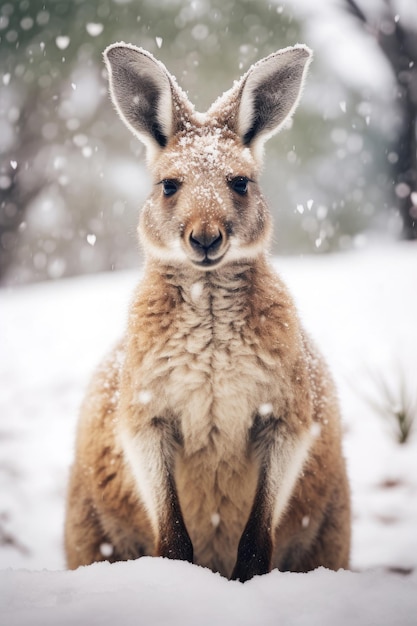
[189,230,223,255]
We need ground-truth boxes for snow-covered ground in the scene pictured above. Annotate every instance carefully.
[1,244,416,625]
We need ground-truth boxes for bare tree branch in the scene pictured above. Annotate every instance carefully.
[344,0,368,24]
[343,0,417,239]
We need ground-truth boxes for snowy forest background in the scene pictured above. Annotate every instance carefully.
[1,0,417,285]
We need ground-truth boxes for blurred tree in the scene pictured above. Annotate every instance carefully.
[345,0,417,240]
[0,0,403,284]
[0,0,305,283]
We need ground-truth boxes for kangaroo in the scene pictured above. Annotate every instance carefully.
[64,43,351,582]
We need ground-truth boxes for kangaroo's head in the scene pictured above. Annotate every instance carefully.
[104,43,311,271]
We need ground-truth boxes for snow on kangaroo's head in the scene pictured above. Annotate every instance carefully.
[104,43,312,271]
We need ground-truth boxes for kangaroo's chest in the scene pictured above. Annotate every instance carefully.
[151,282,272,455]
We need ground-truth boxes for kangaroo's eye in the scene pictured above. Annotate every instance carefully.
[230,176,249,195]
[162,179,179,197]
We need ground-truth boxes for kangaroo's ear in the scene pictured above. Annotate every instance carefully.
[103,43,190,160]
[211,45,312,158]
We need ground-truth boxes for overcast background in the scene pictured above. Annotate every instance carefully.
[1,0,416,285]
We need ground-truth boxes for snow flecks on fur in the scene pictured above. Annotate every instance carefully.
[302,515,310,529]
[190,282,204,302]
[110,389,120,407]
[99,542,114,558]
[171,128,253,183]
[137,390,153,405]
[310,422,322,439]
[258,402,273,417]
[210,513,221,528]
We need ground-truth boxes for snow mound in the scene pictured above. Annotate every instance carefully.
[1,558,416,626]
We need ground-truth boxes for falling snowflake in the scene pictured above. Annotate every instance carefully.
[55,36,70,50]
[86,23,104,37]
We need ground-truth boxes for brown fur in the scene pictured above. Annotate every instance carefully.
[65,44,350,580]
